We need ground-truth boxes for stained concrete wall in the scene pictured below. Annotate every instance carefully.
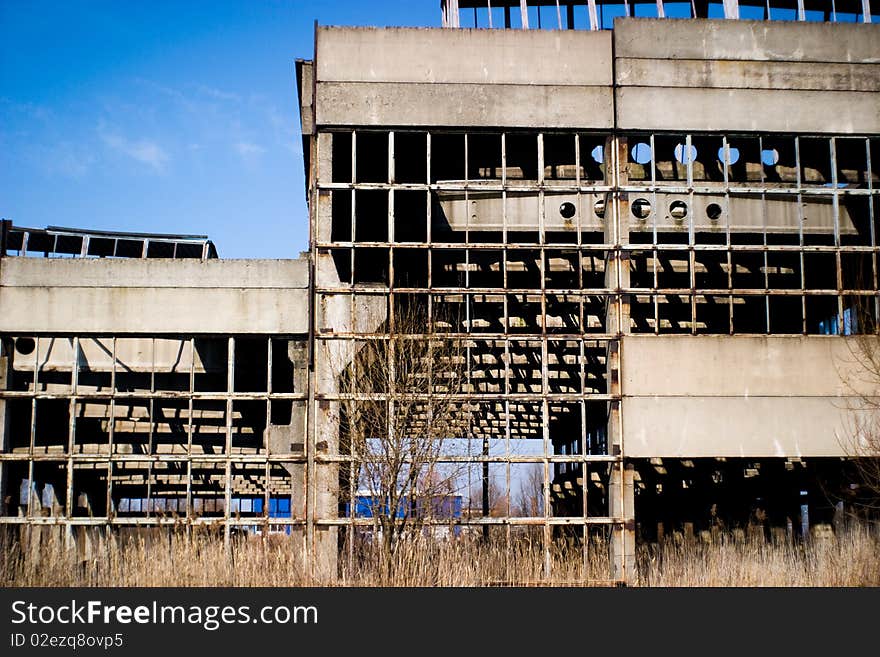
[0,258,309,335]
[614,19,880,134]
[621,335,880,458]
[309,19,880,134]
[314,27,613,128]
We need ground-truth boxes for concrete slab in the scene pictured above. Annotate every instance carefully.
[0,258,308,289]
[0,287,310,334]
[614,18,880,63]
[316,82,614,128]
[621,335,880,398]
[616,87,879,134]
[616,59,880,93]
[623,395,870,458]
[316,26,612,85]
[0,258,310,334]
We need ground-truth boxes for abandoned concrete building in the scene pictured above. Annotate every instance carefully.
[1,2,879,583]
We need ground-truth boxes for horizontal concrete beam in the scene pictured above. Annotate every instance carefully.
[622,335,879,398]
[1,258,308,289]
[0,287,309,335]
[0,258,310,334]
[616,59,880,93]
[623,396,868,458]
[621,335,880,458]
[316,82,614,129]
[316,27,612,86]
[614,18,880,64]
[616,87,879,134]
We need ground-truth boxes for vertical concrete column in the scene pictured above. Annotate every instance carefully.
[608,464,635,582]
[0,339,11,517]
[309,131,340,583]
[289,339,309,532]
[606,135,635,584]
[266,339,308,562]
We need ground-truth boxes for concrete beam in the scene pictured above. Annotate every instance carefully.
[616,59,880,93]
[623,396,870,458]
[0,257,308,289]
[616,87,879,134]
[316,27,612,86]
[296,59,315,136]
[316,82,614,129]
[0,258,310,335]
[613,18,880,63]
[0,288,309,335]
[621,335,880,458]
[622,335,879,398]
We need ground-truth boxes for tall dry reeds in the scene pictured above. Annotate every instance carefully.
[2,522,878,587]
[637,521,880,587]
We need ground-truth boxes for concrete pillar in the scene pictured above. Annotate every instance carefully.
[0,340,11,517]
[609,464,636,584]
[606,135,635,584]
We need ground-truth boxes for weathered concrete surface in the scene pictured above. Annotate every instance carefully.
[623,336,878,397]
[307,19,880,132]
[1,257,308,288]
[623,193,855,236]
[616,59,880,93]
[441,191,854,235]
[621,335,880,458]
[296,59,315,136]
[439,190,607,232]
[314,27,613,128]
[13,337,222,372]
[0,258,309,334]
[616,87,880,134]
[316,27,612,85]
[316,82,613,129]
[614,18,880,63]
[614,19,880,134]
[624,396,869,458]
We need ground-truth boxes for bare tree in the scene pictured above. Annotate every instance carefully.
[512,463,545,518]
[836,293,880,512]
[336,302,470,560]
[467,475,508,519]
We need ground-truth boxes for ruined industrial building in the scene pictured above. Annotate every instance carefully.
[1,2,879,584]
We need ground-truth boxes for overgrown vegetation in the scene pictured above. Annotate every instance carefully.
[4,522,878,587]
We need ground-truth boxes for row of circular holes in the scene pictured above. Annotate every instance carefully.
[553,144,780,167]
[531,143,779,167]
[560,199,723,222]
[631,143,780,166]
[632,199,722,222]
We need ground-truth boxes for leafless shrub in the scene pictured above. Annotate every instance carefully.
[333,301,471,564]
[835,292,880,511]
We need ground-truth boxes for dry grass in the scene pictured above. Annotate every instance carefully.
[2,523,878,587]
[638,522,880,587]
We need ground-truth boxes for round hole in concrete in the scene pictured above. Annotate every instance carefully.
[591,145,604,164]
[631,198,651,220]
[15,337,36,355]
[674,143,697,165]
[761,148,779,166]
[718,146,740,165]
[706,203,723,221]
[593,198,606,219]
[631,142,651,165]
[559,202,576,219]
[669,200,688,221]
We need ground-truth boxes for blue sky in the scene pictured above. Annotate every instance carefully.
[3,3,857,258]
[0,1,439,258]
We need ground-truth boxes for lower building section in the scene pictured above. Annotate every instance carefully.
[0,334,309,534]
